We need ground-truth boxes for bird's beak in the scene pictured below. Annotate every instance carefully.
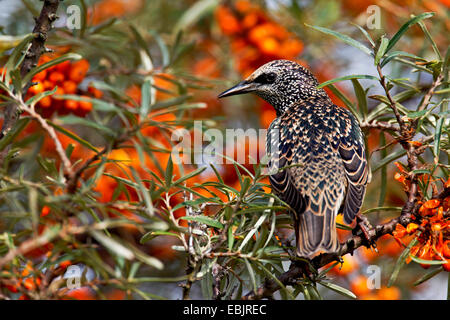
[218,80,255,98]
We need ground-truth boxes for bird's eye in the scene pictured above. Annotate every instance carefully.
[254,72,277,84]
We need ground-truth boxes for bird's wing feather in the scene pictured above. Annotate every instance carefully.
[333,106,370,224]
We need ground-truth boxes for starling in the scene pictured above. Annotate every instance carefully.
[218,60,370,258]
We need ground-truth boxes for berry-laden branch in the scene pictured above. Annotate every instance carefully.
[243,62,445,300]
[0,0,61,158]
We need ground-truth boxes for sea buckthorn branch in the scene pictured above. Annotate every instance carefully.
[376,65,443,212]
[0,0,61,148]
[244,194,450,300]
[360,121,400,132]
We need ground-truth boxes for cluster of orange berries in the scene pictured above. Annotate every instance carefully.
[0,260,71,299]
[393,196,450,271]
[1,261,41,297]
[27,55,102,118]
[215,0,304,77]
[392,162,450,271]
[215,0,304,129]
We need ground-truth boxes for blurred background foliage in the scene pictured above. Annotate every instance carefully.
[0,0,449,300]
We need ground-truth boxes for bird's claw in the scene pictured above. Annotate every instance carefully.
[353,213,377,250]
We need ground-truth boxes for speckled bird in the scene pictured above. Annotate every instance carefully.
[218,60,370,258]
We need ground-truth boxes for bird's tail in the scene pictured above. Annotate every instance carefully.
[294,208,341,259]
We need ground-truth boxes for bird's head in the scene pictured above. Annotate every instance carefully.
[218,60,327,115]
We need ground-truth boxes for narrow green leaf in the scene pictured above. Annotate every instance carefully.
[372,149,407,172]
[375,35,389,65]
[91,230,135,260]
[3,33,34,84]
[351,23,375,47]
[319,281,356,299]
[409,255,447,265]
[227,225,235,250]
[23,53,82,85]
[378,132,387,206]
[413,267,443,286]
[388,238,417,287]
[238,213,268,251]
[47,121,99,153]
[306,24,373,56]
[180,215,224,229]
[57,115,116,137]
[385,12,435,54]
[361,206,402,215]
[326,84,360,121]
[434,117,444,159]
[173,0,218,35]
[173,166,206,185]
[0,118,30,151]
[244,258,257,293]
[140,231,180,244]
[351,78,368,118]
[25,86,57,107]
[381,51,426,68]
[318,74,378,89]
[140,79,153,118]
[165,156,173,187]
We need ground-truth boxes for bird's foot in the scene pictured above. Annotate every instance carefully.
[353,213,378,252]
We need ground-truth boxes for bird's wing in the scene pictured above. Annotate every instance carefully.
[331,106,371,224]
[266,117,307,216]
[267,107,346,256]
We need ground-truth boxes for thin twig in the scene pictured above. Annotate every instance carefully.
[0,0,61,160]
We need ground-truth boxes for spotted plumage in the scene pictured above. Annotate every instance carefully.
[219,60,370,258]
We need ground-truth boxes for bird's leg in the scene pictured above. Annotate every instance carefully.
[353,213,378,252]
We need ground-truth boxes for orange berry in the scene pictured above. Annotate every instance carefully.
[49,71,65,83]
[423,199,440,209]
[64,99,79,111]
[54,86,65,97]
[59,260,72,269]
[28,82,44,95]
[216,6,240,35]
[332,255,358,275]
[55,60,71,75]
[392,223,407,239]
[69,60,89,83]
[406,223,419,234]
[39,96,52,108]
[43,80,54,90]
[4,283,19,293]
[79,98,93,112]
[258,37,279,55]
[23,277,40,291]
[350,275,371,297]
[62,80,78,94]
[33,69,47,82]
[41,205,50,217]
[88,85,103,99]
[394,172,405,184]
[63,287,96,300]
[378,286,401,300]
